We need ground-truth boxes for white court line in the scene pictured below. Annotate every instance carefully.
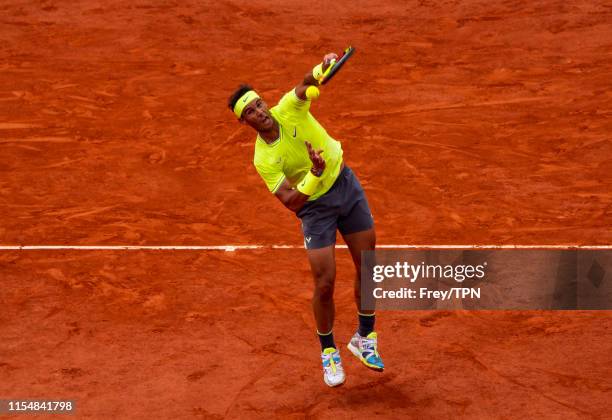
[0,244,610,251]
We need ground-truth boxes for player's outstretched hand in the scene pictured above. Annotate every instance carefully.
[305,141,325,176]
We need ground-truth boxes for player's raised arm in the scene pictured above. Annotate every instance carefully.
[294,53,338,100]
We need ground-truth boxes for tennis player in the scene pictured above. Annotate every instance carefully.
[228,52,384,387]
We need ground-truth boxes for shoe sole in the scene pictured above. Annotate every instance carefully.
[347,342,384,372]
[324,376,345,387]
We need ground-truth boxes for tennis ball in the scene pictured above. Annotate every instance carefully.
[306,85,320,100]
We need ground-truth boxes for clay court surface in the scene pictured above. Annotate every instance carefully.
[1,0,611,418]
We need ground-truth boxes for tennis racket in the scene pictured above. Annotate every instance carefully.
[320,46,355,85]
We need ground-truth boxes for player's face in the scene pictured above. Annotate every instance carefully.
[241,98,274,131]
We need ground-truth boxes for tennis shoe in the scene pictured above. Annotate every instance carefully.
[347,331,384,371]
[321,347,345,387]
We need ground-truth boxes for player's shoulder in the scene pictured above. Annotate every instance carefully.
[278,89,308,108]
[274,90,309,120]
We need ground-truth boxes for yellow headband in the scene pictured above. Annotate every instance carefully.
[233,90,260,118]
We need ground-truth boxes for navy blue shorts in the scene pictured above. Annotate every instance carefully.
[297,166,374,250]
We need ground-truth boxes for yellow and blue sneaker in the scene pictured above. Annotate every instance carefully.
[347,331,384,371]
[321,347,345,387]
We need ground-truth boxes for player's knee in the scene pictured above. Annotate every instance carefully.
[311,262,335,283]
[313,274,335,302]
[315,284,334,302]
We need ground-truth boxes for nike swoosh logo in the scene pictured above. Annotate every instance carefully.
[305,236,311,243]
[242,96,249,103]
[293,127,297,137]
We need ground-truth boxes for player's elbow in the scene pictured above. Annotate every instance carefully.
[275,187,308,213]
[284,194,305,213]
[285,198,303,213]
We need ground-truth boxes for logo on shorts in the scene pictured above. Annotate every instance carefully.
[305,236,311,244]
[293,127,297,138]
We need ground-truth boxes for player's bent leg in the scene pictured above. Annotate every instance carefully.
[342,225,384,371]
[338,187,385,371]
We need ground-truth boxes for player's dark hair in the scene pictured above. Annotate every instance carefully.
[228,84,253,111]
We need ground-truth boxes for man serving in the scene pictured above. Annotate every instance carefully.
[228,52,384,387]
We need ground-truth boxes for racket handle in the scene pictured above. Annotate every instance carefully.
[320,59,336,83]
